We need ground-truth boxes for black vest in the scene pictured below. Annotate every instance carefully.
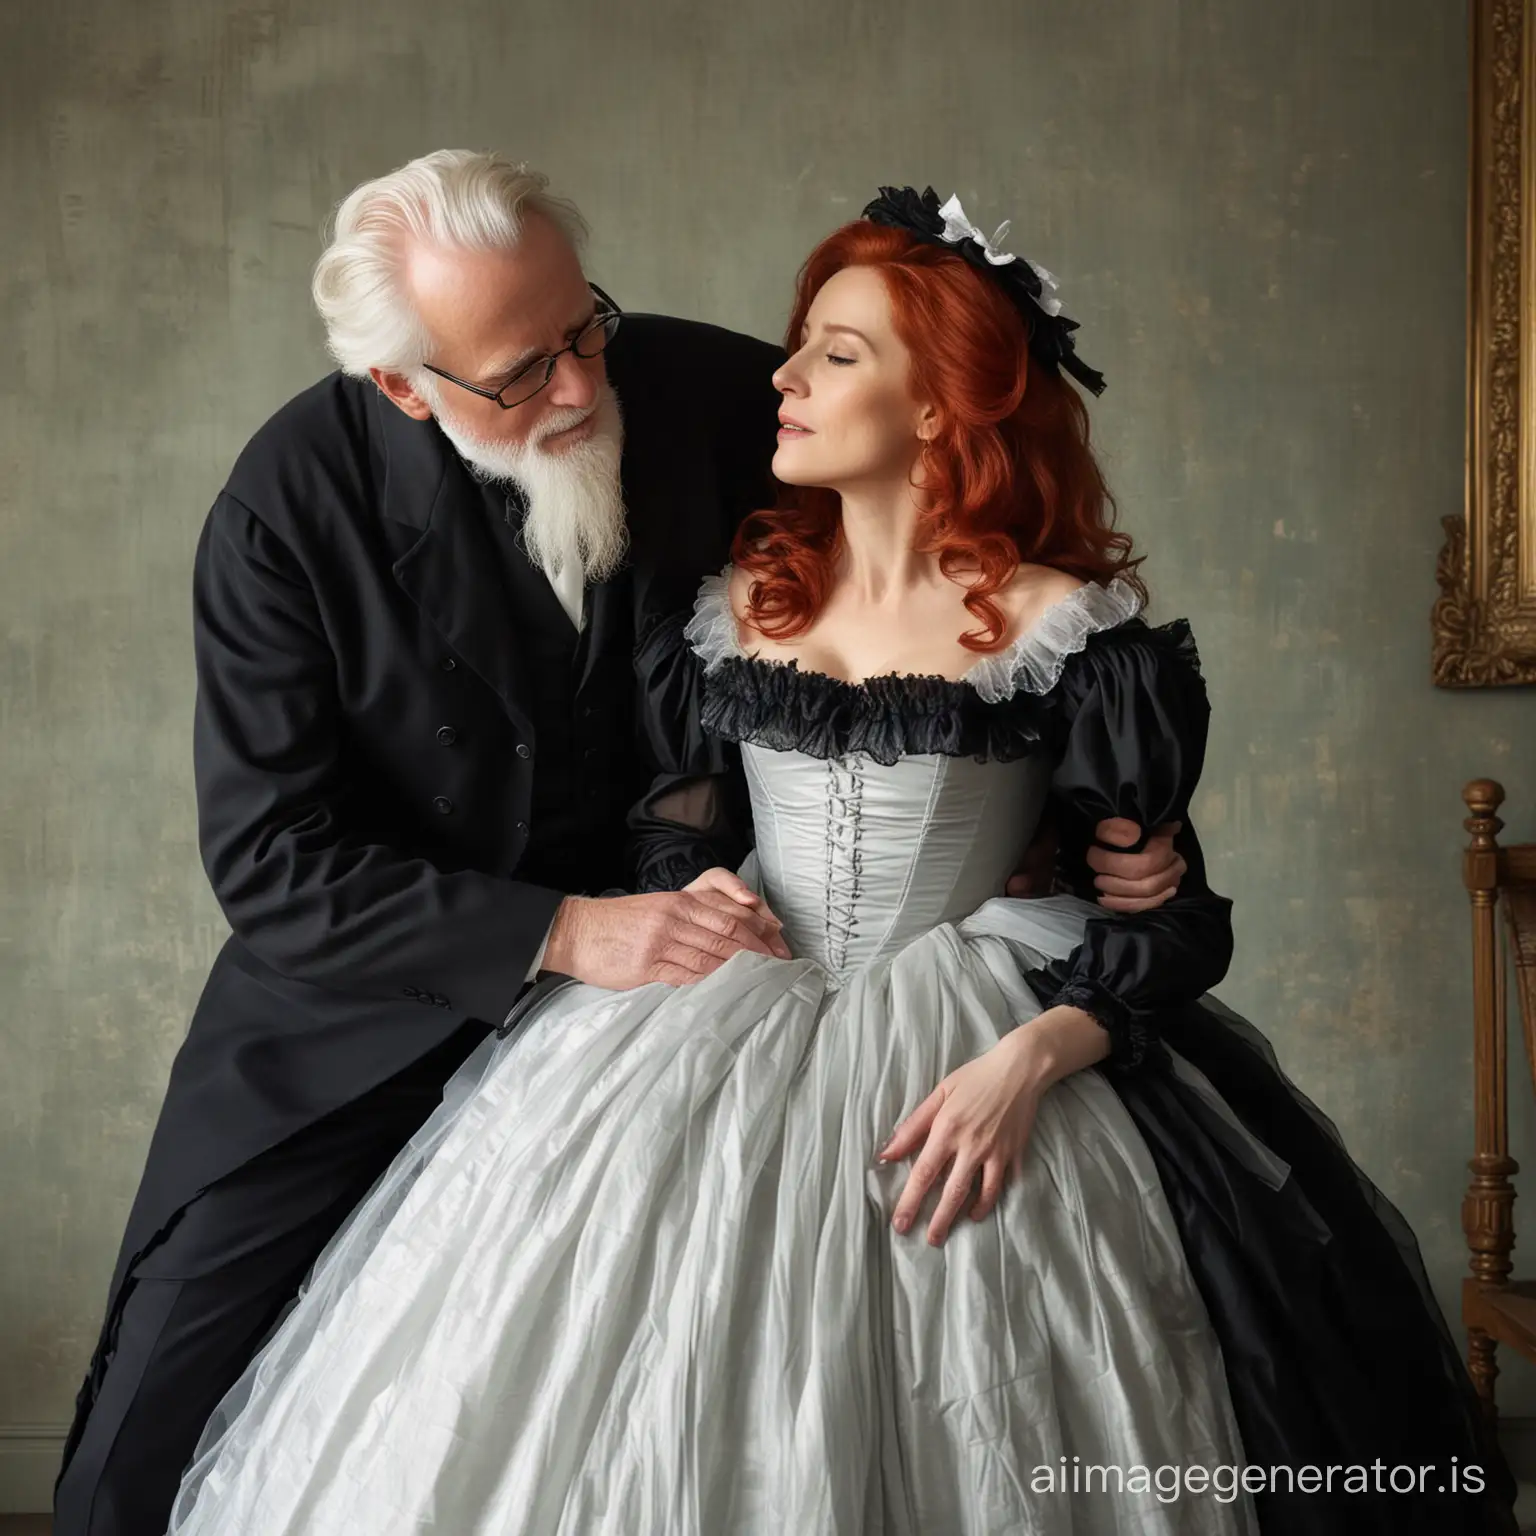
[481,487,637,895]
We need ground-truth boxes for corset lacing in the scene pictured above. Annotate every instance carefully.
[822,755,866,973]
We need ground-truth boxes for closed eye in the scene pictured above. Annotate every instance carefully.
[826,353,856,366]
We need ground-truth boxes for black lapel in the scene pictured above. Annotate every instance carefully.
[375,392,533,734]
[575,564,630,693]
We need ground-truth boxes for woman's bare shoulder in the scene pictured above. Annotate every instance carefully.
[994,562,1087,637]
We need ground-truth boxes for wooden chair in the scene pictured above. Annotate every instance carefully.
[1462,779,1536,1411]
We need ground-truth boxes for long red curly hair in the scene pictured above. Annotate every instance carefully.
[730,219,1144,651]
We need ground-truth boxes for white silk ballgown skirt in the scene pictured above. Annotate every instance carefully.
[167,896,1259,1535]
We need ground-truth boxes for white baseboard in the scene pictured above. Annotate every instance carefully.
[0,1424,66,1514]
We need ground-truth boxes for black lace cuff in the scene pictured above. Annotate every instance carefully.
[1025,966,1165,1074]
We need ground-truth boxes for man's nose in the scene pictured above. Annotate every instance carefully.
[546,349,600,410]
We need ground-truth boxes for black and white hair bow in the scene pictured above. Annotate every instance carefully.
[861,184,1106,397]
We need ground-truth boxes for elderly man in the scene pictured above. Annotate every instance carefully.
[54,150,1184,1535]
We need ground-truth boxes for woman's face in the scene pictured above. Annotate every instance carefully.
[771,266,935,490]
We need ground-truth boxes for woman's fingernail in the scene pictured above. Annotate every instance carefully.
[894,1215,909,1233]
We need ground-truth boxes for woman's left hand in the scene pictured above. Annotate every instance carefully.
[878,1029,1055,1248]
[683,867,792,960]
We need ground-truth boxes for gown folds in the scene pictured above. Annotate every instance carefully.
[167,572,1514,1535]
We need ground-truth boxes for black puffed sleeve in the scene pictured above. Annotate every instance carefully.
[1027,617,1234,1072]
[625,609,751,893]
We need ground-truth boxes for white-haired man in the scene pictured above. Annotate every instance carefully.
[55,151,1185,1535]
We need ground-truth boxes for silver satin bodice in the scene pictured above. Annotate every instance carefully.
[744,746,1053,976]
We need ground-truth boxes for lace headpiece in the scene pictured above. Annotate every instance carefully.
[861,185,1105,397]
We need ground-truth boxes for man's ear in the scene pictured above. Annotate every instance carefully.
[370,367,435,422]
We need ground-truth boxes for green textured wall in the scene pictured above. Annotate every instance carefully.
[6,0,1536,1506]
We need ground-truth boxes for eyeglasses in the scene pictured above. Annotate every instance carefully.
[422,284,623,409]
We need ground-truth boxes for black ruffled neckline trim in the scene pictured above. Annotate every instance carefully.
[698,654,1056,767]
[695,618,1199,767]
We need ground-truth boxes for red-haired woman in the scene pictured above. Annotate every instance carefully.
[167,190,1514,1536]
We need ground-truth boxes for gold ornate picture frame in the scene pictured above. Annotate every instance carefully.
[1435,0,1536,687]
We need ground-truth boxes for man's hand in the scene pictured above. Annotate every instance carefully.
[541,882,790,991]
[1086,818,1186,913]
[1005,817,1186,912]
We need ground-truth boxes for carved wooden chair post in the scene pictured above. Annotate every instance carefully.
[1462,779,1536,1413]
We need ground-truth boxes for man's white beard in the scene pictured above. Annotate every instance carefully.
[427,381,629,585]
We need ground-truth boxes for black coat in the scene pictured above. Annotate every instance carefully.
[119,314,783,1274]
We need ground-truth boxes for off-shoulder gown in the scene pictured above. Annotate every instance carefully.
[166,575,1512,1535]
